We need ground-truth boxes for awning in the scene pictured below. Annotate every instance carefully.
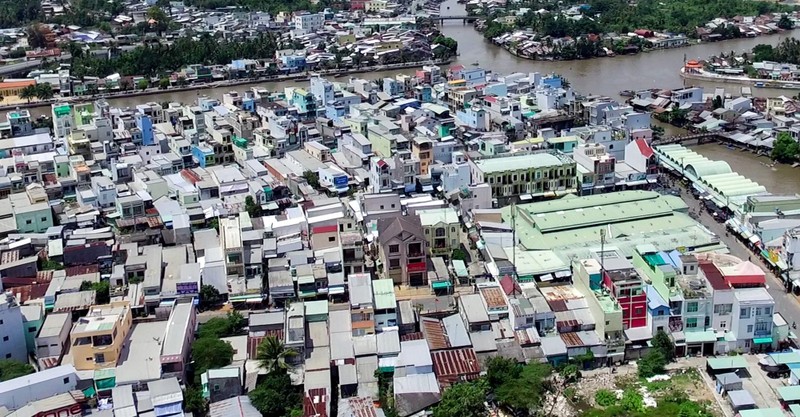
[328,287,346,295]
[539,273,553,282]
[749,235,761,244]
[83,386,96,398]
[685,330,717,344]
[422,185,433,192]
[754,337,773,344]
[625,179,648,186]
[432,281,451,289]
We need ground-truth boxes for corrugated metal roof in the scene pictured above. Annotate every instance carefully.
[431,348,480,386]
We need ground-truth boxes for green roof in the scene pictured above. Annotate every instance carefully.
[770,352,800,365]
[685,330,718,344]
[739,409,788,417]
[472,152,574,174]
[418,207,459,227]
[789,404,800,416]
[781,385,800,402]
[706,356,747,370]
[452,260,468,278]
[514,190,661,215]
[373,279,396,310]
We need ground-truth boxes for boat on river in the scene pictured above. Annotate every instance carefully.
[782,84,800,90]
[754,82,766,88]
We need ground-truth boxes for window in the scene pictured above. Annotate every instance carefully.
[28,327,36,333]
[704,316,710,327]
[4,354,9,359]
[687,302,698,313]
[95,353,105,363]
[720,321,726,329]
[634,307,644,316]
[755,322,770,334]
[740,308,750,319]
[63,377,70,384]
[435,228,445,237]
[328,236,335,242]
[389,259,400,268]
[389,244,399,254]
[755,308,762,316]
[747,325,754,333]
[686,318,698,328]
[25,220,31,225]
[714,304,732,315]
[765,307,772,315]
[2,336,7,342]
[41,217,47,222]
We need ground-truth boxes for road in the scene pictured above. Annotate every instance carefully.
[676,183,800,329]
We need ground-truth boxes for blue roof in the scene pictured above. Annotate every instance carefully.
[646,285,669,310]
[667,250,684,268]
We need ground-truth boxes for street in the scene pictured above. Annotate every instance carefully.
[676,184,800,330]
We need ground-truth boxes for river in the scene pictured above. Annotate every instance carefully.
[24,0,800,194]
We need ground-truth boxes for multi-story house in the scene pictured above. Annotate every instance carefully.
[373,279,397,331]
[71,301,133,370]
[732,287,774,352]
[417,207,461,257]
[572,258,625,364]
[376,215,426,286]
[220,217,244,277]
[160,303,197,383]
[0,294,27,363]
[573,143,616,195]
[604,267,647,330]
[349,273,375,336]
[469,151,577,204]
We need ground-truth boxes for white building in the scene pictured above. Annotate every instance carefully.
[732,287,774,351]
[0,294,28,363]
[292,12,324,37]
[0,365,77,411]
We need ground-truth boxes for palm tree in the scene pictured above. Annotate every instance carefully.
[19,85,37,103]
[35,84,54,101]
[256,335,297,373]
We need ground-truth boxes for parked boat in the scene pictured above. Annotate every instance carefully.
[782,84,800,89]
[754,82,766,88]
[619,90,635,97]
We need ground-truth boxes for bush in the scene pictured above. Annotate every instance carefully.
[595,389,617,407]
[637,350,667,378]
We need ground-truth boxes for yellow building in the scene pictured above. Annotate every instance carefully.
[71,301,133,370]
[0,80,36,98]
[365,0,389,12]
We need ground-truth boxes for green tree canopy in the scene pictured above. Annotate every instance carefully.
[79,280,110,305]
[494,362,552,414]
[191,337,234,380]
[637,350,667,378]
[772,131,800,163]
[197,311,246,339]
[249,371,302,417]
[432,380,487,417]
[303,170,320,188]
[182,386,207,415]
[0,360,34,381]
[245,196,262,218]
[199,284,221,310]
[651,330,675,362]
[257,335,298,373]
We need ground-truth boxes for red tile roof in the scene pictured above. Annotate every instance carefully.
[248,330,285,359]
[421,318,449,351]
[635,139,654,158]
[340,397,379,417]
[400,332,424,342]
[66,265,99,277]
[431,348,481,387]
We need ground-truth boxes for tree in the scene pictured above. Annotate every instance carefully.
[183,386,207,415]
[620,389,644,413]
[249,371,302,417]
[712,95,723,109]
[197,311,245,339]
[0,360,34,381]
[245,196,262,218]
[772,131,800,163]
[19,85,37,103]
[432,380,486,417]
[303,170,320,188]
[191,337,234,381]
[79,280,110,305]
[158,78,171,89]
[35,83,54,101]
[486,356,521,388]
[559,363,581,383]
[257,335,298,373]
[147,6,170,35]
[119,79,131,91]
[779,15,794,30]
[637,350,667,378]
[137,79,150,91]
[651,330,675,362]
[494,362,552,414]
[177,76,187,87]
[26,23,51,49]
[199,284,221,310]
[450,248,467,261]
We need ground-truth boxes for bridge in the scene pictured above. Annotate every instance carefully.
[652,132,719,146]
[422,14,485,24]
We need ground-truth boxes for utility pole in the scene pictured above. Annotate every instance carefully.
[511,202,517,283]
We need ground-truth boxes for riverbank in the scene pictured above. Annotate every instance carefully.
[1,58,453,113]
[680,66,800,90]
